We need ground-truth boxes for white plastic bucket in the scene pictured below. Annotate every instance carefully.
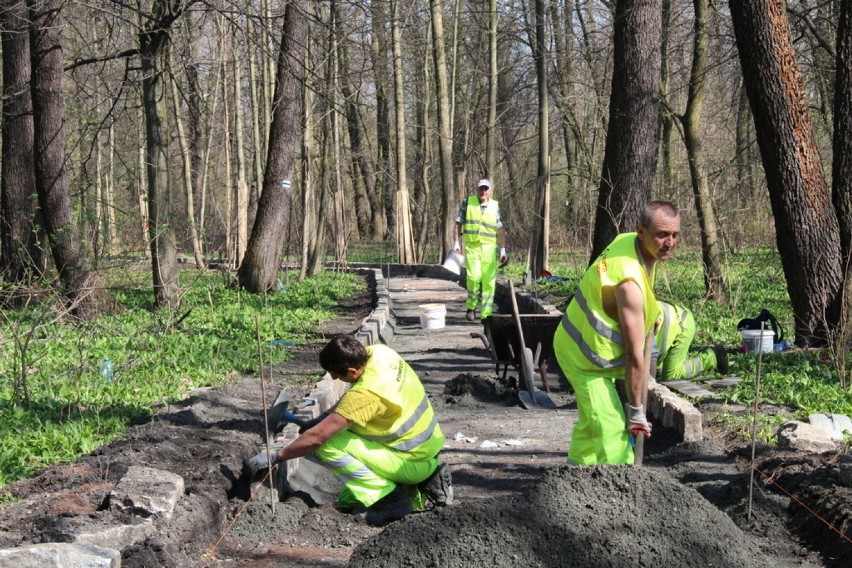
[442,251,464,275]
[419,303,446,329]
[740,329,775,353]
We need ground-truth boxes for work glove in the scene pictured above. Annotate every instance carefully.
[297,412,328,434]
[499,247,508,266]
[626,404,652,438]
[246,450,280,478]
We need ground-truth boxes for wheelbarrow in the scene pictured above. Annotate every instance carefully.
[481,282,560,409]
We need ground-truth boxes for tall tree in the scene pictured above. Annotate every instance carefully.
[238,0,308,292]
[833,0,852,352]
[391,0,415,263]
[730,0,842,346]
[29,0,112,318]
[679,0,726,301]
[140,0,183,309]
[589,0,662,263]
[1,0,44,282]
[428,0,455,258]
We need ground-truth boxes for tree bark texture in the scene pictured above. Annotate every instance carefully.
[1,0,44,282]
[238,0,308,292]
[30,0,107,318]
[730,0,842,346]
[590,0,662,264]
[140,1,182,310]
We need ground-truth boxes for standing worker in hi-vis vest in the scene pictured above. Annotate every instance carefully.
[453,179,508,321]
[552,201,681,465]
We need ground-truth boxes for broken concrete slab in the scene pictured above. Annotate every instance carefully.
[0,543,120,568]
[109,465,184,520]
[776,421,836,453]
[807,413,852,441]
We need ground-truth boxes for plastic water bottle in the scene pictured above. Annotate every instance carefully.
[100,357,114,382]
[276,279,286,293]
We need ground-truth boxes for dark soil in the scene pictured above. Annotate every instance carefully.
[0,275,849,568]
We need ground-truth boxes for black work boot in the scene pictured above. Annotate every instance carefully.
[365,486,413,527]
[466,309,476,321]
[712,345,730,375]
[419,462,454,506]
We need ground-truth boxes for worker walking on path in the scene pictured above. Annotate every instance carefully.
[552,201,681,465]
[453,178,508,321]
[655,300,729,381]
[247,335,453,526]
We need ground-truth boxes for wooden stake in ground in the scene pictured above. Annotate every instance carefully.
[254,314,276,513]
[747,322,767,521]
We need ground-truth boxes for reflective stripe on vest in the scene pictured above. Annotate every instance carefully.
[462,196,499,244]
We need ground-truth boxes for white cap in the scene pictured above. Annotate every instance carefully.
[477,179,493,190]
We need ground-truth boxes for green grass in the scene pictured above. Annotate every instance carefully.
[0,269,363,487]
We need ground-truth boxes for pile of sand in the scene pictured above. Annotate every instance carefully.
[351,465,784,568]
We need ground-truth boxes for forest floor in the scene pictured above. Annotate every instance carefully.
[0,272,849,567]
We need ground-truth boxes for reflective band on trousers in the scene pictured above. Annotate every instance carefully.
[559,289,624,369]
[357,395,436,451]
[323,454,376,485]
[657,302,689,360]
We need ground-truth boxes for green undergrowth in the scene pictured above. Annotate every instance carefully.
[525,248,852,444]
[0,269,363,487]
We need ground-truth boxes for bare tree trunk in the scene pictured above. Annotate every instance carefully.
[371,1,391,241]
[659,0,674,194]
[137,107,150,258]
[391,0,415,263]
[233,25,249,267]
[30,0,110,318]
[428,0,455,258]
[246,16,264,221]
[528,0,550,278]
[330,6,347,263]
[833,0,852,366]
[219,22,233,263]
[680,0,726,302]
[590,0,662,264]
[238,0,308,292]
[1,0,44,282]
[106,125,118,254]
[169,54,204,268]
[485,0,497,177]
[300,30,318,280]
[734,84,755,209]
[140,0,182,310]
[414,31,433,263]
[730,0,842,346]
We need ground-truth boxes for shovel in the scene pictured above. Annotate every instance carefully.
[510,281,556,409]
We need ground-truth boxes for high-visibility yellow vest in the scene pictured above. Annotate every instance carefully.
[347,345,444,460]
[461,195,500,246]
[655,301,688,361]
[555,232,659,377]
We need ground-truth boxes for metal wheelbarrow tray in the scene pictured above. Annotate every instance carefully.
[482,312,562,394]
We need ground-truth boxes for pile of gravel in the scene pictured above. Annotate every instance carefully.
[351,464,785,568]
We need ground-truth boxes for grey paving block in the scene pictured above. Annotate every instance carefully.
[661,380,715,398]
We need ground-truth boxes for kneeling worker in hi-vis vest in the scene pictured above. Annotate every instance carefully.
[247,335,452,526]
[552,201,681,465]
[655,300,729,382]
